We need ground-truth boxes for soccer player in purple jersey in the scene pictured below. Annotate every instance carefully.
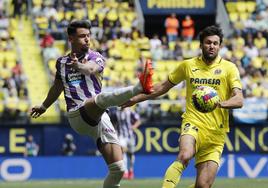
[30,20,153,188]
[109,107,141,180]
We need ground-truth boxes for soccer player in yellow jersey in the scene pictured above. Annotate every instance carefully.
[122,26,244,188]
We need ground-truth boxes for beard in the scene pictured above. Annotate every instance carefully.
[203,51,217,62]
[81,45,89,53]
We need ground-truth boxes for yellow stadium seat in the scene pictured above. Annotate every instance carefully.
[229,12,239,22]
[236,2,247,13]
[169,41,176,51]
[160,102,171,112]
[157,72,167,81]
[155,62,167,71]
[114,63,124,71]
[190,40,200,50]
[123,63,136,71]
[170,104,182,113]
[179,41,188,49]
[246,1,256,13]
[107,9,118,21]
[18,100,30,112]
[0,101,3,113]
[239,12,250,21]
[168,90,178,100]
[225,2,237,12]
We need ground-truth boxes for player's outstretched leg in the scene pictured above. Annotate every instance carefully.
[138,59,154,94]
[101,143,125,188]
[162,160,185,188]
[95,59,154,109]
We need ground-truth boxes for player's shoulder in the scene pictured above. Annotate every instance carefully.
[56,55,69,64]
[179,57,199,67]
[87,50,105,60]
[220,58,238,69]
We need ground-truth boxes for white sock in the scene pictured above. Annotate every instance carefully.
[103,160,125,188]
[95,84,142,109]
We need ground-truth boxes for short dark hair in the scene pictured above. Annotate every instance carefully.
[67,20,91,36]
[199,25,223,44]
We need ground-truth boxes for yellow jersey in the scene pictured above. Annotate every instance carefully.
[168,56,242,132]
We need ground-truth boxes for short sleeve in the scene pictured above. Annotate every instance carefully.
[168,61,187,85]
[55,58,61,80]
[228,64,242,90]
[87,52,105,73]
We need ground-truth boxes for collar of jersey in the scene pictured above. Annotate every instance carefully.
[198,55,222,68]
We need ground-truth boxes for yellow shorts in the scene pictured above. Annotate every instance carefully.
[180,120,226,166]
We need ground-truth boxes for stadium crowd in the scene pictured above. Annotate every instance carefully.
[0,0,267,123]
[0,1,30,123]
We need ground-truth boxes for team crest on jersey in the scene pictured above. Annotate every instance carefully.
[214,69,222,75]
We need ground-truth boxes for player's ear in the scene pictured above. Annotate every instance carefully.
[68,35,74,43]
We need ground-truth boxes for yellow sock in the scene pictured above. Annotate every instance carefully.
[162,161,185,188]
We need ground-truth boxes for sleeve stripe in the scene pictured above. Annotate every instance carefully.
[168,76,177,86]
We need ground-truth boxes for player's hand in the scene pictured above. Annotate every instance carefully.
[120,99,136,108]
[30,105,47,118]
[67,53,79,69]
[68,53,88,70]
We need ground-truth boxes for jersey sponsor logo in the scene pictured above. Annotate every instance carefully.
[67,72,82,84]
[190,78,221,85]
[192,68,200,72]
[214,69,222,75]
[183,123,191,132]
[95,57,104,66]
[192,126,198,132]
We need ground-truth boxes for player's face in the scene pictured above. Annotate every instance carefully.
[201,35,221,62]
[69,28,90,53]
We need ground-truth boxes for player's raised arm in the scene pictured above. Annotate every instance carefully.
[68,53,102,75]
[30,78,64,118]
[218,88,244,109]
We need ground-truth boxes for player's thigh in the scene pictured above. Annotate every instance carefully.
[178,122,198,162]
[98,113,123,164]
[195,160,218,188]
[83,97,106,121]
[100,143,123,165]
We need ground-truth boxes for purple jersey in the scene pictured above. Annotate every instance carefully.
[115,108,140,139]
[55,50,105,111]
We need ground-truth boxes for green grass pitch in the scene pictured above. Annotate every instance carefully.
[0,178,268,188]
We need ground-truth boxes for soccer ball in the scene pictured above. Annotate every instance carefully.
[192,86,220,113]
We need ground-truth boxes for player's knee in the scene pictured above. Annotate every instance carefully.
[195,179,213,188]
[108,160,125,178]
[103,160,125,188]
[178,153,191,165]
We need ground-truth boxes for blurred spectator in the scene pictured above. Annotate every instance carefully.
[181,15,195,41]
[91,15,103,40]
[244,42,259,59]
[109,107,141,180]
[24,135,39,157]
[62,133,76,156]
[43,42,60,64]
[164,13,179,43]
[151,44,163,61]
[40,31,55,48]
[150,34,162,50]
[173,40,183,60]
[12,0,23,19]
[254,31,267,49]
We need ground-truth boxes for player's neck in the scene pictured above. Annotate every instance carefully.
[71,51,86,59]
[201,56,215,65]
